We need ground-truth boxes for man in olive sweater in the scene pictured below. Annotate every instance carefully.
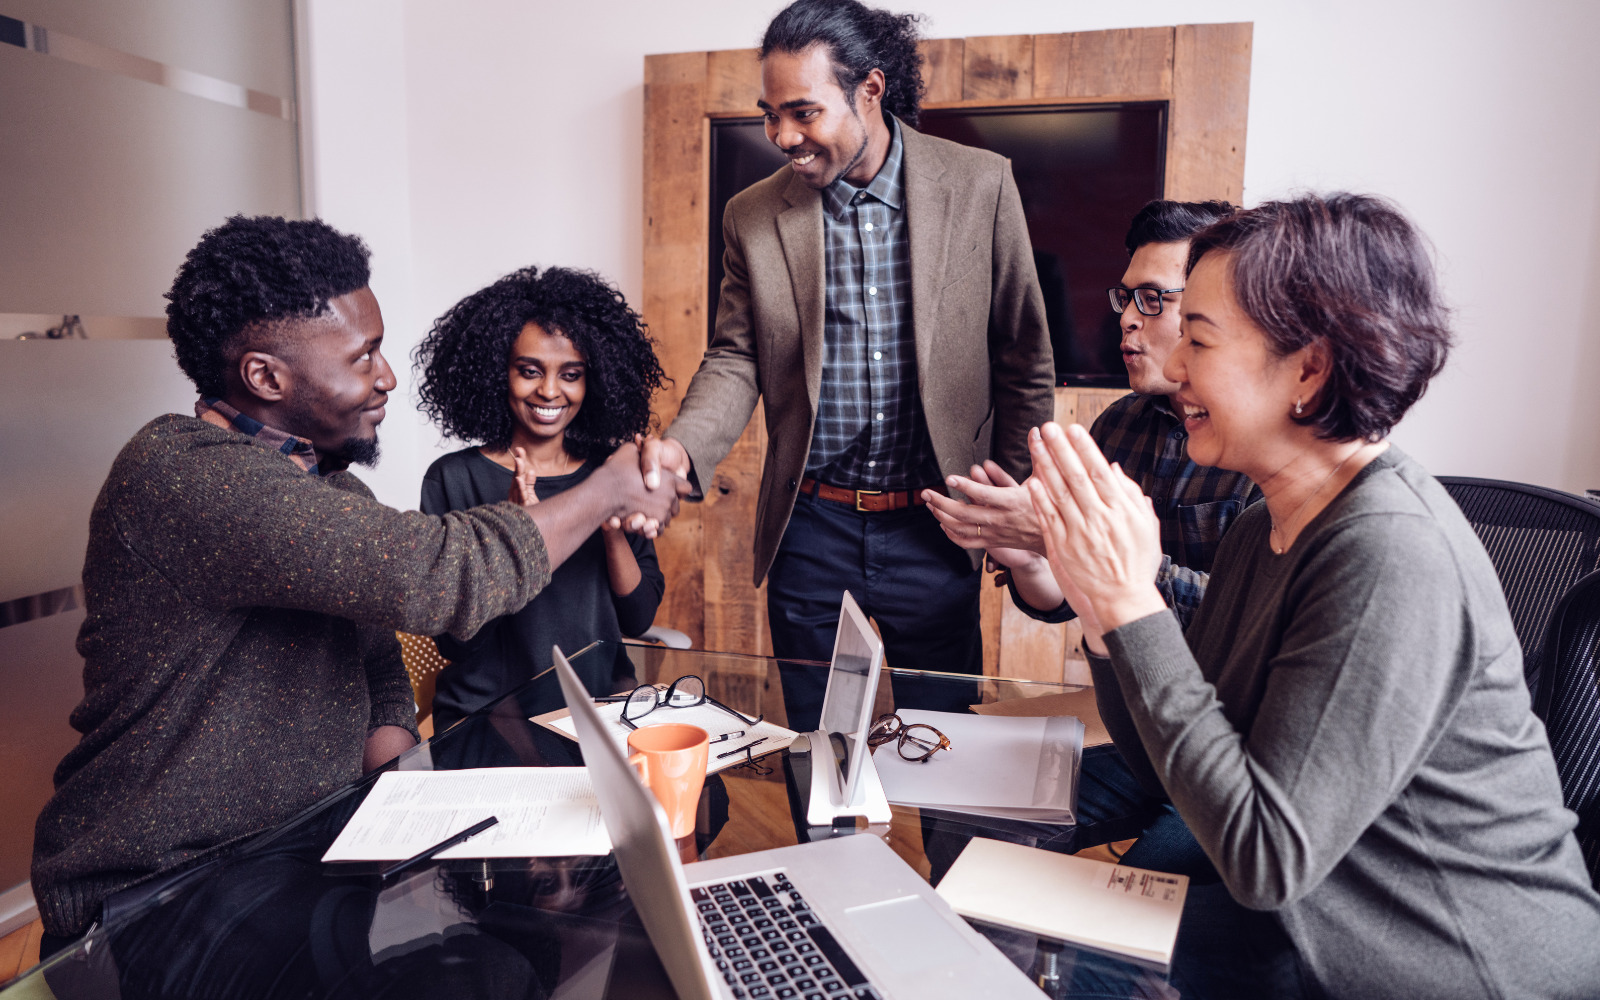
[31,216,686,943]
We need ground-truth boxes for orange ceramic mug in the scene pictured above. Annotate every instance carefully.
[626,723,709,838]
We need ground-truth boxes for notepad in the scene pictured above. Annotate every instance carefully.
[321,767,611,862]
[872,709,1083,823]
[936,837,1188,969]
[533,701,798,776]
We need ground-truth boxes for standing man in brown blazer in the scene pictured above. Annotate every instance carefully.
[644,0,1054,727]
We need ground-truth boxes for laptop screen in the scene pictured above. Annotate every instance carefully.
[817,592,883,807]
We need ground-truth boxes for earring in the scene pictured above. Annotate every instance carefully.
[1294,398,1304,416]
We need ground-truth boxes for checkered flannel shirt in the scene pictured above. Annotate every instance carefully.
[1012,392,1260,630]
[196,396,322,475]
[803,117,940,491]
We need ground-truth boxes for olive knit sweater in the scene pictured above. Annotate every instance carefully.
[31,415,551,936]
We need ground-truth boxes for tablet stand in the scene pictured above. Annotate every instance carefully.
[801,730,893,829]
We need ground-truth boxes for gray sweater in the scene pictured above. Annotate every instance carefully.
[1096,447,1600,999]
[33,416,552,936]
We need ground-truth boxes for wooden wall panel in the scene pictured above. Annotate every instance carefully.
[961,34,1034,101]
[1035,27,1173,98]
[1167,22,1252,204]
[917,38,964,105]
[706,48,762,116]
[701,414,772,656]
[644,52,711,646]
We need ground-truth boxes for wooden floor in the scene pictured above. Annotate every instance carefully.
[0,918,41,987]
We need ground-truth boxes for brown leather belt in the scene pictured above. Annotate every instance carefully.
[800,478,931,512]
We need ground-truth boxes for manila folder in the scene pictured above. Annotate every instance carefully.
[935,837,1188,969]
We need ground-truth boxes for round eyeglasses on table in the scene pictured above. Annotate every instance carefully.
[1107,285,1184,317]
[598,674,764,731]
[867,713,952,763]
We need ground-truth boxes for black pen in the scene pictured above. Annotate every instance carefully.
[382,815,499,880]
[716,736,769,760]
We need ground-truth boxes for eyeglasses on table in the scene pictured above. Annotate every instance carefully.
[597,673,764,731]
[867,713,952,762]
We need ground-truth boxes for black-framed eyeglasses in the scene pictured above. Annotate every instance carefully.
[1107,286,1183,317]
[867,713,952,763]
[597,674,763,731]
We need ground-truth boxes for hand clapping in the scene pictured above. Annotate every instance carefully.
[1025,422,1166,644]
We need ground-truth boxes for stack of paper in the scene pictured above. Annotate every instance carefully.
[321,767,612,862]
[535,701,798,776]
[871,709,1082,823]
[936,837,1188,969]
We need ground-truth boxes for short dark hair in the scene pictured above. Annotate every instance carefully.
[414,266,667,461]
[1186,193,1452,442]
[760,0,925,127]
[1124,199,1236,255]
[165,215,371,397]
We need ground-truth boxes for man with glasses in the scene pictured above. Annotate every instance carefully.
[925,198,1258,630]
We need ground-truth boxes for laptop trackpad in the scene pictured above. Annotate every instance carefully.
[844,896,979,976]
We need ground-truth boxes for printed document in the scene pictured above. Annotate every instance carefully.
[872,709,1082,823]
[321,767,611,862]
[537,701,797,776]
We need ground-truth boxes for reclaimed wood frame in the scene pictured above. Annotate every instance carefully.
[643,24,1252,683]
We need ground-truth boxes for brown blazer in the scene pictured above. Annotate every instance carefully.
[666,122,1055,585]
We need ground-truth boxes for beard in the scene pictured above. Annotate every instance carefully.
[328,435,380,468]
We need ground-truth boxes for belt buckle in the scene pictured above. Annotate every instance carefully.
[853,489,882,512]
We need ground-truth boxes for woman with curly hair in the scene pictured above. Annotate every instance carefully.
[415,266,667,729]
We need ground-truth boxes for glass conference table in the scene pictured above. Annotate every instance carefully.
[5,643,1182,1000]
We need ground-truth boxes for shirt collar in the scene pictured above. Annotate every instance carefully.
[196,397,323,475]
[821,115,905,221]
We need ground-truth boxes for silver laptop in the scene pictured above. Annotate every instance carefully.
[553,645,1041,1000]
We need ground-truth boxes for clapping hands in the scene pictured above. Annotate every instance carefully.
[1025,422,1166,646]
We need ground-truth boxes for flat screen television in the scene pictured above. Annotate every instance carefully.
[707,103,1166,387]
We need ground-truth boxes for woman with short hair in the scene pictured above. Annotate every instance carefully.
[1024,193,1600,998]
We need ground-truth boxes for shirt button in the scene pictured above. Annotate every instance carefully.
[873,351,882,361]
[867,460,876,468]
[864,222,874,232]
[875,413,884,421]
[867,287,877,296]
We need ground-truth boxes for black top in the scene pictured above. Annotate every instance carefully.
[420,448,663,724]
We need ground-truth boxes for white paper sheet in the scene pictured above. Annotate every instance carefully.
[321,767,611,862]
[872,710,1081,822]
[542,701,797,776]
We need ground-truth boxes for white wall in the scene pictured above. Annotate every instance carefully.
[302,0,1600,509]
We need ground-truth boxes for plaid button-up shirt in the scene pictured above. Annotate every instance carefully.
[196,396,323,475]
[804,118,940,491]
[1013,392,1259,630]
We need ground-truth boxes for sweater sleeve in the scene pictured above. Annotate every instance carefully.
[1101,513,1470,910]
[362,628,421,739]
[613,534,664,637]
[116,430,550,641]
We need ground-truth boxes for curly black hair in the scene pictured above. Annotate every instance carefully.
[760,0,926,127]
[413,266,666,461]
[165,215,371,397]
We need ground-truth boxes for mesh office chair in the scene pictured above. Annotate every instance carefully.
[1438,477,1600,694]
[1536,569,1600,887]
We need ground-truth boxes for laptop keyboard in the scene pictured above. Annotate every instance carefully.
[692,871,882,1000]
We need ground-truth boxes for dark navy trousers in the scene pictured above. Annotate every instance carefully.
[765,490,983,733]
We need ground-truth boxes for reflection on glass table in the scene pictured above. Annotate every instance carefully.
[5,642,1181,999]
